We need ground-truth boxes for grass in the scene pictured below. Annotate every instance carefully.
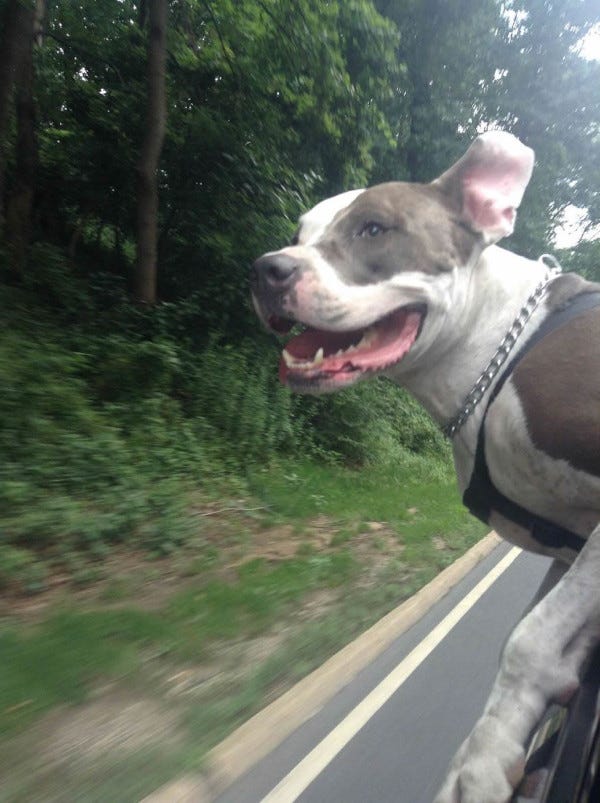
[0,609,168,732]
[247,457,479,565]
[0,456,487,800]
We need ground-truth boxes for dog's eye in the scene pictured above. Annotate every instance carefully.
[360,222,385,238]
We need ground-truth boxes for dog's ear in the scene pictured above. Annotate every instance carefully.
[433,131,535,244]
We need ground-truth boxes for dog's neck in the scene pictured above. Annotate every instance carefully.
[387,245,549,457]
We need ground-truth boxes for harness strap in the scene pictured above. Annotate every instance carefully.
[463,290,600,553]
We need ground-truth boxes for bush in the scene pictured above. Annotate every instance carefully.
[0,544,48,594]
[185,335,301,459]
[296,377,451,465]
[0,319,211,563]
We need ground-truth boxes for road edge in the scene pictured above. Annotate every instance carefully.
[142,531,501,803]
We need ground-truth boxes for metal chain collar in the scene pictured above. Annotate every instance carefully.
[442,255,562,440]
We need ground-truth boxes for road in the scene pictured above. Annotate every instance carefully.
[215,542,552,803]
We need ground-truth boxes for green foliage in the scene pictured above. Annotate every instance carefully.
[185,336,300,459]
[558,240,600,282]
[0,545,47,594]
[298,378,450,465]
[246,457,462,525]
[16,0,408,326]
[0,291,208,569]
[3,0,600,288]
[488,0,600,256]
[374,0,502,181]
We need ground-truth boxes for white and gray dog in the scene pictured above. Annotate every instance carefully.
[251,131,600,803]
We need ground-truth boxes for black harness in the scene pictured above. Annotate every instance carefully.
[462,290,600,554]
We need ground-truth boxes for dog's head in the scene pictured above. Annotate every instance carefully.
[251,131,534,393]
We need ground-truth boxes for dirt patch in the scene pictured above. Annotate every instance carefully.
[1,690,182,788]
[221,515,336,568]
[162,630,289,699]
[228,523,308,564]
[36,692,182,769]
[1,691,184,803]
[295,588,338,622]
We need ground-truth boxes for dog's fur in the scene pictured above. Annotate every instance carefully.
[251,132,600,803]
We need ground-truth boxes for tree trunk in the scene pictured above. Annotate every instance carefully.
[133,0,168,304]
[5,29,37,276]
[0,0,33,225]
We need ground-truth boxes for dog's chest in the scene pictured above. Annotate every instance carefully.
[479,305,600,555]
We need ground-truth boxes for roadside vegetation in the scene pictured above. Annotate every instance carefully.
[1,455,486,801]
[1,0,599,800]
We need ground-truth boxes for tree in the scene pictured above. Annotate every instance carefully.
[153,0,406,322]
[132,0,167,304]
[0,0,45,274]
[374,0,501,182]
[2,0,598,313]
[0,0,34,228]
[487,0,600,255]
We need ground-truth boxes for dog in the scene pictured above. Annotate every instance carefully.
[250,131,600,803]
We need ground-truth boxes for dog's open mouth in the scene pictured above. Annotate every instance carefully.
[270,306,425,392]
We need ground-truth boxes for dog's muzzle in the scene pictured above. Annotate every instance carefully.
[251,252,301,311]
[252,252,298,289]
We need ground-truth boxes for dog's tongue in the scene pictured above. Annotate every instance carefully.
[279,308,422,382]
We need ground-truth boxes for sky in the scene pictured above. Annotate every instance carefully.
[577,22,600,60]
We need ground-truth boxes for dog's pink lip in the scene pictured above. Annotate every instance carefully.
[278,306,425,390]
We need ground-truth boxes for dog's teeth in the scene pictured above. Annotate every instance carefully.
[357,328,377,348]
[332,330,376,359]
[282,349,296,368]
[283,347,325,370]
[284,331,374,370]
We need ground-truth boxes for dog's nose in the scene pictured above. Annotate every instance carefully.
[252,253,299,289]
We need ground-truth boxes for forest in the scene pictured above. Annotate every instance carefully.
[1,0,600,589]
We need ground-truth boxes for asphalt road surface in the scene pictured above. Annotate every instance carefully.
[215,542,552,803]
